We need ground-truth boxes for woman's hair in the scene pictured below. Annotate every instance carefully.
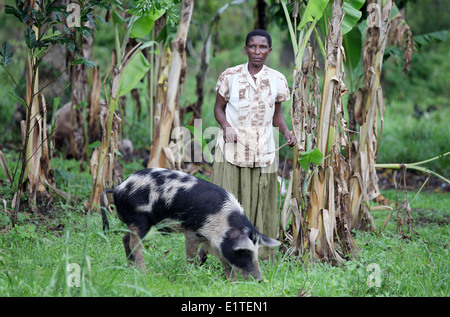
[245,29,272,48]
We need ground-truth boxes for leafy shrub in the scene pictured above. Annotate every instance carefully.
[377,100,449,176]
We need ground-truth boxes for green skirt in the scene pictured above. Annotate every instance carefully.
[211,147,279,257]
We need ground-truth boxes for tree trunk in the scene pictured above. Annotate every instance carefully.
[12,0,57,222]
[89,107,122,209]
[349,0,393,231]
[280,0,357,262]
[89,37,126,209]
[147,0,194,168]
[254,0,268,30]
[190,17,214,123]
[302,0,356,263]
[287,46,320,252]
[67,0,95,161]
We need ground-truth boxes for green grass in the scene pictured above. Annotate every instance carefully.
[0,146,449,297]
[1,177,448,297]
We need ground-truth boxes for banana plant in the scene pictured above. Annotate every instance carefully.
[89,0,165,210]
[344,2,447,232]
[2,0,107,224]
[146,0,194,168]
[280,0,364,262]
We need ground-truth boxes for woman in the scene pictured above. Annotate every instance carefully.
[211,29,296,258]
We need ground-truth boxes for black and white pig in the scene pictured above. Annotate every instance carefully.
[100,168,280,281]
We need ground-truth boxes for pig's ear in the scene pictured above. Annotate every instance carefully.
[259,234,281,248]
[233,236,255,252]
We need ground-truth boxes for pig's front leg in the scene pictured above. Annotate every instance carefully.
[184,232,207,265]
[219,258,236,281]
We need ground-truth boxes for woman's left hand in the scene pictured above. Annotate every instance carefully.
[284,131,297,147]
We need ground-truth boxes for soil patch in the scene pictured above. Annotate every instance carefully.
[411,208,450,227]
[376,168,449,192]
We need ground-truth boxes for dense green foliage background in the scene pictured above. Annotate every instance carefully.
[1,0,448,175]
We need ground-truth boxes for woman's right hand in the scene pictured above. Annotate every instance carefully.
[223,126,238,143]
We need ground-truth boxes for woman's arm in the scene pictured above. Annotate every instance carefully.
[214,92,237,143]
[273,102,297,147]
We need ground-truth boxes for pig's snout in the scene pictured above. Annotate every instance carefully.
[252,272,262,282]
[247,264,262,282]
[237,262,262,282]
[242,270,262,282]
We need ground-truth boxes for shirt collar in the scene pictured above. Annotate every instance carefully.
[243,63,266,90]
[244,62,266,77]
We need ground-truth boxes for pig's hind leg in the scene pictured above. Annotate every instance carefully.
[122,231,134,262]
[123,222,151,273]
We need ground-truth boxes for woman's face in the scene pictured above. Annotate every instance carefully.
[245,35,272,69]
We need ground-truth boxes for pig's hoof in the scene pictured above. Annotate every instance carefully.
[137,265,148,274]
[137,263,148,273]
[196,250,208,265]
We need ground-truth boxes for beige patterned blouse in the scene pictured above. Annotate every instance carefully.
[215,63,290,168]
